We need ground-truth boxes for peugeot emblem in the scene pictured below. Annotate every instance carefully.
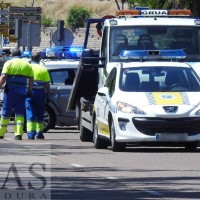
[163,106,178,113]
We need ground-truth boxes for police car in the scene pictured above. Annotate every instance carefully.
[0,46,82,132]
[93,50,200,151]
[40,46,82,131]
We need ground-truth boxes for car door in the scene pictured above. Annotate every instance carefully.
[49,68,76,118]
[95,68,117,129]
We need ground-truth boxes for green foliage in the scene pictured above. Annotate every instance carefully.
[41,15,55,27]
[145,0,171,8]
[127,0,171,9]
[67,6,91,29]
[178,0,192,9]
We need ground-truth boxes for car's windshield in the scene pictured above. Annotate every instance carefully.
[110,26,200,62]
[120,66,200,92]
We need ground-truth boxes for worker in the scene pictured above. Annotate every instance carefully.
[26,52,50,140]
[0,48,33,140]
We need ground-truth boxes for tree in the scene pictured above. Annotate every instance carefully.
[119,0,200,17]
[31,0,35,6]
[126,0,171,9]
[170,0,200,16]
[191,0,200,16]
[67,6,91,30]
[115,0,120,10]
[41,15,55,27]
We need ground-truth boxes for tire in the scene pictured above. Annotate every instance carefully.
[76,103,81,130]
[110,120,125,152]
[24,105,55,133]
[184,142,198,152]
[23,114,27,132]
[93,117,108,149]
[79,111,93,142]
[43,105,56,132]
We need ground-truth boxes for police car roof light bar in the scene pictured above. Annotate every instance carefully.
[40,46,83,59]
[119,49,186,61]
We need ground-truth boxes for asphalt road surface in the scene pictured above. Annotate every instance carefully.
[0,123,200,200]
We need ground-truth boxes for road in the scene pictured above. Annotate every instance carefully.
[0,123,200,200]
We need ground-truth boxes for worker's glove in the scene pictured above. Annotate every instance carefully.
[26,90,32,98]
[45,95,50,104]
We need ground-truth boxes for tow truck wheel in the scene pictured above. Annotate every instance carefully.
[79,111,93,142]
[110,120,125,152]
[93,117,108,149]
[184,142,198,152]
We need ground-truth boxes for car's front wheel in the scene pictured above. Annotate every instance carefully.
[110,120,125,152]
[93,116,108,149]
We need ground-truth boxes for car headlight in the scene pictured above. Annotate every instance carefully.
[117,101,146,114]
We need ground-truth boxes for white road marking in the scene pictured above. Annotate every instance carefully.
[5,138,12,141]
[21,143,51,145]
[105,176,118,180]
[51,155,58,158]
[70,163,84,168]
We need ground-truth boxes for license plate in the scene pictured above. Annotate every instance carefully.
[156,133,188,141]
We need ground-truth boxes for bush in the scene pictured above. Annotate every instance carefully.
[67,6,91,29]
[41,15,55,27]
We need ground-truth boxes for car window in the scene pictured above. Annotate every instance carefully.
[49,69,76,85]
[105,67,117,96]
[120,66,200,92]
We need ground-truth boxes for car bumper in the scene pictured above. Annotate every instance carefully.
[113,116,200,143]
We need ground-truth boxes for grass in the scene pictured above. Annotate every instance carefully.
[3,0,120,24]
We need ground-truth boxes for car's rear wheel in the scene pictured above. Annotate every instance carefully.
[23,105,55,133]
[43,105,56,132]
[184,142,198,152]
[110,120,125,152]
[93,117,108,149]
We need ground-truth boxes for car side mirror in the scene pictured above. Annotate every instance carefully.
[97,87,109,96]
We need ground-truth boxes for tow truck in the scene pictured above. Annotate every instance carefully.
[67,8,200,150]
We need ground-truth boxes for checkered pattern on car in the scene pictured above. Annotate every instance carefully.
[109,103,118,113]
[180,92,189,105]
[146,92,156,105]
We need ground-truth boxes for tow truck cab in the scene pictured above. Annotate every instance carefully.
[67,8,200,140]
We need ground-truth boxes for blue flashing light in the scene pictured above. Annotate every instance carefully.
[40,46,83,59]
[159,49,186,57]
[119,49,186,60]
[64,46,83,59]
[21,50,32,58]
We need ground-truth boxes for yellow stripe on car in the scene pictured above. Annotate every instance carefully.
[97,120,110,136]
[152,92,183,105]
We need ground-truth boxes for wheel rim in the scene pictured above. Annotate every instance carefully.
[111,122,115,148]
[93,120,98,144]
[43,110,50,129]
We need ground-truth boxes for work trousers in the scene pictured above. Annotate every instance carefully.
[0,91,26,137]
[25,89,45,139]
